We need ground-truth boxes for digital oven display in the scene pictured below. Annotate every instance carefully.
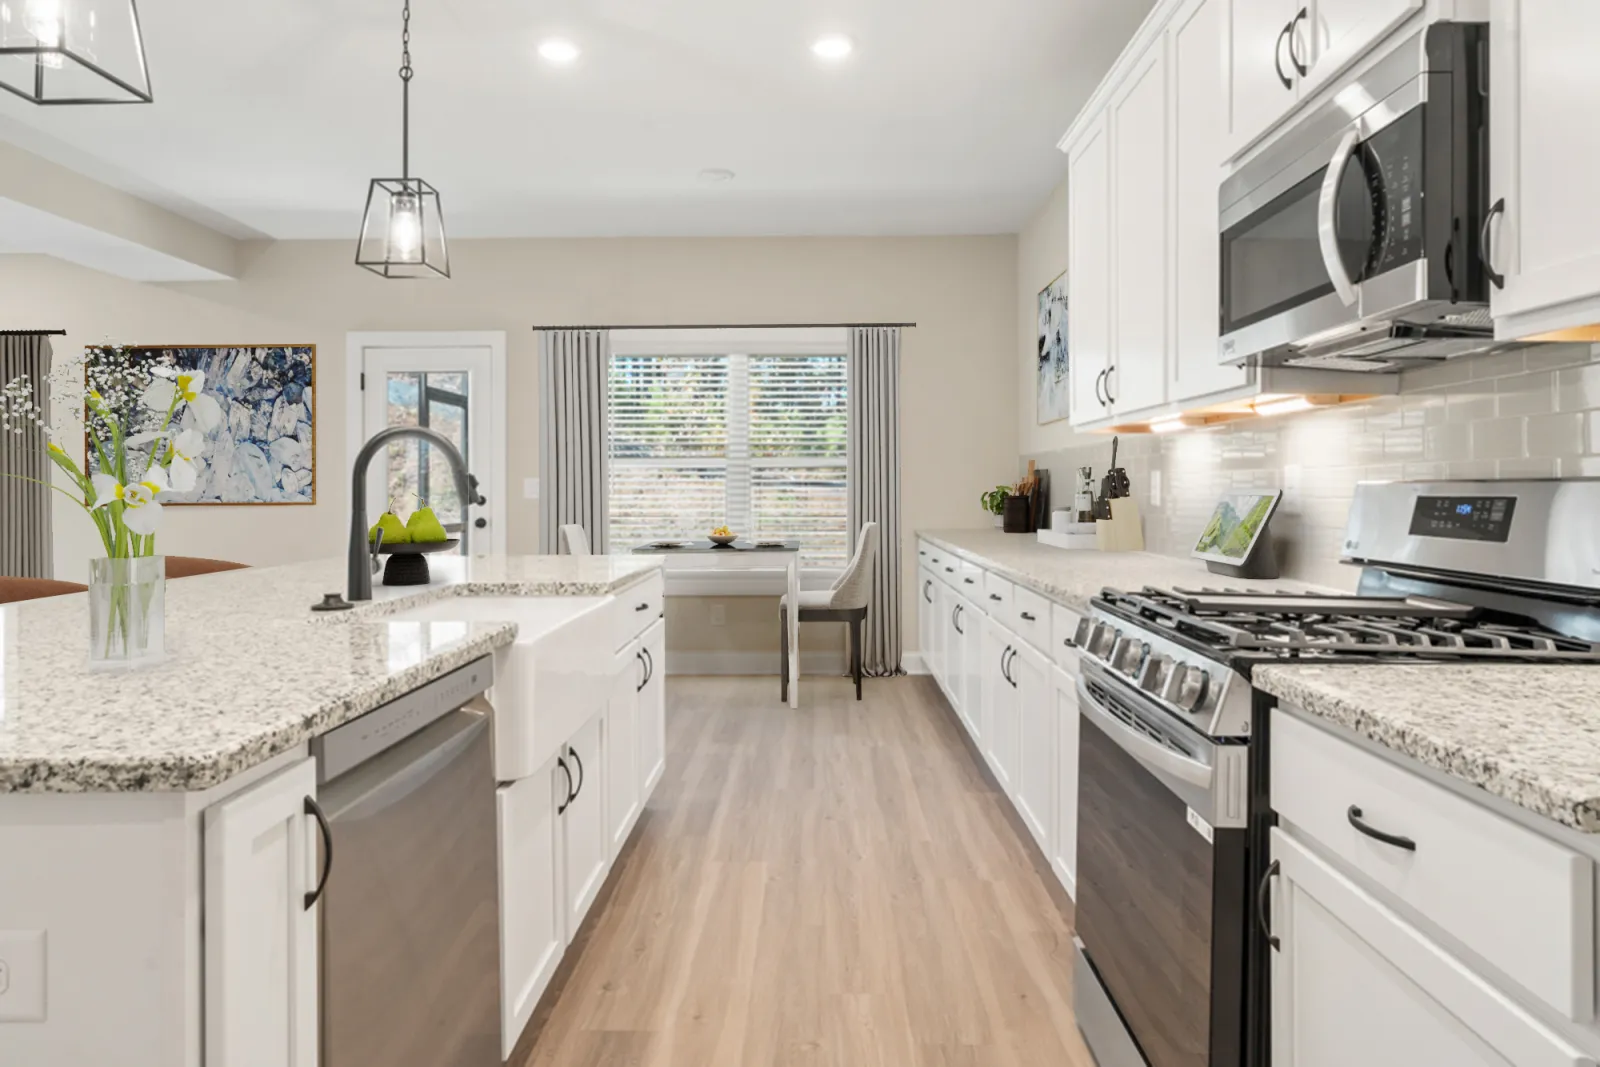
[1407,496,1517,542]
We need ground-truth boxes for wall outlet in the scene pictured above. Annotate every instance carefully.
[709,604,726,627]
[0,930,46,1022]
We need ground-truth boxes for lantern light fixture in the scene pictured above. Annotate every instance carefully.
[0,0,152,105]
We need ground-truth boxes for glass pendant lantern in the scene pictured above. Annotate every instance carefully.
[356,0,450,279]
[0,0,152,104]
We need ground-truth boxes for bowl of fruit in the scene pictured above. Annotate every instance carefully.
[708,525,737,547]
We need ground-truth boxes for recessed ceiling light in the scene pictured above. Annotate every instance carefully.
[811,34,853,60]
[698,168,736,183]
[538,38,580,64]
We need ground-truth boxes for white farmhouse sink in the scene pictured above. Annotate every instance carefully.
[383,595,614,780]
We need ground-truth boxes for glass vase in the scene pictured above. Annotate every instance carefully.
[88,556,166,666]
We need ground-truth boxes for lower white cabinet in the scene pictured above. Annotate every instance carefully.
[605,645,641,858]
[1051,667,1080,894]
[1269,827,1589,1067]
[561,714,608,937]
[638,618,666,795]
[496,758,566,1060]
[1012,641,1055,852]
[203,757,320,1067]
[955,593,985,744]
[983,615,1022,794]
[918,567,939,679]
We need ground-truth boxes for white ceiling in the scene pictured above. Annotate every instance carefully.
[0,0,1157,240]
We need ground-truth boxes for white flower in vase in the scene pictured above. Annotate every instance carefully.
[91,466,170,536]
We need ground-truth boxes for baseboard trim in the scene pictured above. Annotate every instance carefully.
[665,650,848,676]
[904,652,928,675]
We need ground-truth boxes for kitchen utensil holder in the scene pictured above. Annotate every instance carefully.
[1095,497,1145,552]
[1002,495,1031,533]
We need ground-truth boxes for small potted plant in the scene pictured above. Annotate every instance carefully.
[980,485,1011,528]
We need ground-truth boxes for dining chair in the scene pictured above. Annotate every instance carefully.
[166,556,249,579]
[779,522,879,702]
[559,524,592,556]
[0,577,89,604]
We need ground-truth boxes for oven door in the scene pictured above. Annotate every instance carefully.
[1073,662,1249,1067]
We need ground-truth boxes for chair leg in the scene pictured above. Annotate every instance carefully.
[852,617,863,700]
[780,608,789,703]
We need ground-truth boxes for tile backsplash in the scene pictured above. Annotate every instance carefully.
[1026,343,1600,591]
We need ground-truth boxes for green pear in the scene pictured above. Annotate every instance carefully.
[407,506,449,543]
[369,511,411,545]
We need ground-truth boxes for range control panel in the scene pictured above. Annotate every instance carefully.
[1408,495,1517,542]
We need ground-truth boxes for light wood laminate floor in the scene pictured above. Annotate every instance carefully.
[515,675,1092,1067]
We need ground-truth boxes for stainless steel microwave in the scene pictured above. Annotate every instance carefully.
[1218,22,1495,372]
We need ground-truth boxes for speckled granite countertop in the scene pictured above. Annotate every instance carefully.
[0,555,661,794]
[917,528,1330,613]
[1256,664,1600,833]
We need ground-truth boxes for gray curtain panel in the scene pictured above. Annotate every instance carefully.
[538,329,611,554]
[848,326,903,675]
[0,335,54,578]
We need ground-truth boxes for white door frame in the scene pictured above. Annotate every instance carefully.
[345,331,508,558]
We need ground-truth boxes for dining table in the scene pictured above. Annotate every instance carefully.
[631,539,802,708]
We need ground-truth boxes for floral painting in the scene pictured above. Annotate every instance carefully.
[1037,270,1069,424]
[86,345,316,504]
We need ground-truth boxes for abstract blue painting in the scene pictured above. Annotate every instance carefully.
[92,345,317,504]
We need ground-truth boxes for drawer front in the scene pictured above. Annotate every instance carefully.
[956,560,985,598]
[934,554,962,588]
[1051,602,1084,676]
[613,572,665,651]
[1272,709,1596,1021]
[983,572,1013,617]
[1010,586,1051,651]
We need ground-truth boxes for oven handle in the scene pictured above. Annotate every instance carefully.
[1316,127,1363,308]
[1076,676,1213,790]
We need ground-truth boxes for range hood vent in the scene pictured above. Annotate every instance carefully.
[1283,319,1509,372]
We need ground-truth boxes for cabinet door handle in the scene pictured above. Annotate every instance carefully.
[637,650,649,693]
[636,602,650,612]
[1094,369,1107,407]
[1007,648,1019,688]
[304,796,334,911]
[1274,21,1294,89]
[1257,859,1280,951]
[556,757,573,815]
[1104,365,1116,405]
[1287,7,1308,76]
[1000,645,1013,685]
[988,593,1002,602]
[1020,611,1037,622]
[953,604,964,635]
[568,745,585,802]
[963,577,975,585]
[1480,197,1506,289]
[644,647,654,685]
[1347,805,1416,852]
[924,580,934,604]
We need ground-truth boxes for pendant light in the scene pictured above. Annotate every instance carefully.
[356,0,450,279]
[0,0,152,104]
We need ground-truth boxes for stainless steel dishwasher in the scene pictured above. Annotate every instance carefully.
[312,657,499,1067]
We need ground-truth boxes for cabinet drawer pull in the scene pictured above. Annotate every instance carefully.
[988,593,1002,602]
[1019,611,1037,622]
[1480,197,1506,289]
[304,796,334,911]
[556,757,573,815]
[945,566,955,573]
[635,602,650,612]
[1257,859,1280,951]
[568,745,585,802]
[1347,805,1416,852]
[963,577,975,585]
[1287,7,1308,76]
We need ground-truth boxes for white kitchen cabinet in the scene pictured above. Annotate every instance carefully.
[932,579,953,700]
[203,757,319,1067]
[605,645,641,859]
[1108,37,1171,416]
[1052,667,1081,897]
[561,714,608,937]
[1269,827,1589,1067]
[1170,0,1249,401]
[1223,0,1303,158]
[496,759,566,1060]
[983,616,1021,794]
[1487,0,1600,335]
[1302,0,1421,96]
[1011,641,1055,853]
[946,593,978,738]
[957,593,987,746]
[1068,112,1114,426]
[918,566,938,677]
[638,618,666,796]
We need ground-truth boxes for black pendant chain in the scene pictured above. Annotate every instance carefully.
[399,0,413,179]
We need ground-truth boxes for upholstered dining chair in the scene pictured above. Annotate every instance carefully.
[0,577,88,604]
[779,522,879,702]
[559,524,592,556]
[165,556,249,580]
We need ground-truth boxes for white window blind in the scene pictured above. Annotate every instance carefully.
[608,351,848,568]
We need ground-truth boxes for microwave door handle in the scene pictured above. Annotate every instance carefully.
[1317,127,1363,308]
[1076,676,1214,790]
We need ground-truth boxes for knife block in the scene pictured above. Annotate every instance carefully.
[1095,497,1144,552]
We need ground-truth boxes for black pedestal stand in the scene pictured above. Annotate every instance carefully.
[1204,526,1281,579]
[382,553,433,585]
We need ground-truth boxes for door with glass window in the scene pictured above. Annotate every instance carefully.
[359,345,501,555]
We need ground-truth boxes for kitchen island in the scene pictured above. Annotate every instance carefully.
[0,553,664,1067]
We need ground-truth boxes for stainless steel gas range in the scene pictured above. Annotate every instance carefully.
[1069,479,1600,1067]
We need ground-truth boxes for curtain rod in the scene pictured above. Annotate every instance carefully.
[531,322,916,331]
[0,329,67,336]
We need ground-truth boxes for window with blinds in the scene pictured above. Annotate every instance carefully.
[608,351,848,568]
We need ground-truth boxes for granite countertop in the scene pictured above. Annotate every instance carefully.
[1256,664,1600,834]
[917,528,1328,613]
[0,554,661,795]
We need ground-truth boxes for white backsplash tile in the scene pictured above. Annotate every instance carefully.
[1027,343,1600,586]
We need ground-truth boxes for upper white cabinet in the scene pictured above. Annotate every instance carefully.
[203,758,320,1067]
[1068,113,1115,426]
[1488,0,1600,336]
[1109,41,1171,416]
[1224,0,1304,165]
[1303,0,1423,96]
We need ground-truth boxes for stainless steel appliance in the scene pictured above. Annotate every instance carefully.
[1218,23,1495,372]
[1072,480,1600,1067]
[313,657,500,1067]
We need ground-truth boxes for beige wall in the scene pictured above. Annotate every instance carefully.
[1,234,1018,657]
